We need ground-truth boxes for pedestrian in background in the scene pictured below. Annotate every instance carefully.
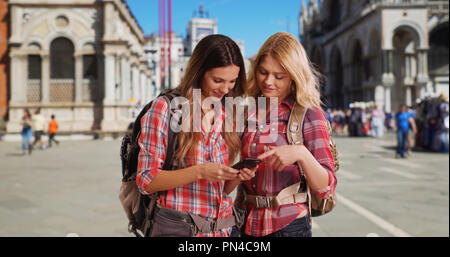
[370,104,384,138]
[395,104,417,158]
[407,106,417,155]
[31,108,46,150]
[432,93,449,152]
[21,109,33,155]
[344,108,351,136]
[232,32,336,237]
[48,114,59,147]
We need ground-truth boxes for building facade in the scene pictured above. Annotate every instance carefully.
[6,0,152,133]
[144,4,246,97]
[144,32,189,94]
[0,0,8,120]
[300,0,449,112]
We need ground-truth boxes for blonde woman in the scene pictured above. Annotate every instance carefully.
[136,34,256,237]
[231,32,337,237]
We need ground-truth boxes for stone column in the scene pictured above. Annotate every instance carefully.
[74,54,83,103]
[104,53,115,103]
[9,6,22,44]
[381,50,395,85]
[132,65,139,103]
[405,86,412,107]
[140,71,146,103]
[9,53,26,103]
[375,85,385,111]
[384,86,391,113]
[120,55,128,103]
[381,49,394,113]
[6,52,26,132]
[115,57,121,101]
[41,53,50,103]
[416,49,429,86]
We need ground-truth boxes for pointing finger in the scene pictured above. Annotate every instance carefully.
[257,150,275,160]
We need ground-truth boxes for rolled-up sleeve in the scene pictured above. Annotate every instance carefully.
[136,97,170,195]
[303,107,337,199]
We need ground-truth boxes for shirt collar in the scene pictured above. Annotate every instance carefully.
[280,94,296,111]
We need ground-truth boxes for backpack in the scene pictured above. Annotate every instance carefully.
[286,103,339,217]
[119,89,181,237]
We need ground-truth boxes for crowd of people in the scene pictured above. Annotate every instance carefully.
[325,101,386,138]
[19,108,59,155]
[325,94,449,154]
[412,93,449,153]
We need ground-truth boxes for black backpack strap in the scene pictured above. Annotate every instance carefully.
[161,98,178,171]
[141,89,181,236]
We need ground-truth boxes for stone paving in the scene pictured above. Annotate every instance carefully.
[0,132,448,237]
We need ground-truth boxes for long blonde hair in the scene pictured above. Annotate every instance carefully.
[246,32,322,108]
[175,34,246,165]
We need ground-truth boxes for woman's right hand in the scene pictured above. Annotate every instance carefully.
[198,162,239,182]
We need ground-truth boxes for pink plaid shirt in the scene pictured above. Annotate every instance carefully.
[235,95,337,236]
[136,96,233,237]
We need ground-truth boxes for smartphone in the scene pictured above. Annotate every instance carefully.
[232,158,262,170]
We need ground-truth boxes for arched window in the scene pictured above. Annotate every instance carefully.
[50,37,74,79]
[50,37,75,102]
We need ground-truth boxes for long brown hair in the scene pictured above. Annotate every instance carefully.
[175,34,246,165]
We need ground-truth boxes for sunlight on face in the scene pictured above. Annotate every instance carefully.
[256,54,292,102]
[200,64,240,100]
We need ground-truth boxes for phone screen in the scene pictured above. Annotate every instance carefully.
[232,158,262,170]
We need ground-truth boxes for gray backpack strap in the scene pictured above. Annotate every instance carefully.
[286,103,313,221]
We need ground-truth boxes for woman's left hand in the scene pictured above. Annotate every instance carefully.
[257,145,303,172]
[238,166,258,181]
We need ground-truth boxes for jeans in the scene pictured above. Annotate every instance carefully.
[241,215,312,237]
[21,129,32,153]
[397,129,408,157]
[372,125,384,138]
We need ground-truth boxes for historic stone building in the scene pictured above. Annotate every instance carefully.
[300,0,449,112]
[0,0,8,120]
[6,0,152,133]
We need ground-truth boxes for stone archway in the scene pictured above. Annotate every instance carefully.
[428,21,449,95]
[349,39,364,103]
[392,25,421,111]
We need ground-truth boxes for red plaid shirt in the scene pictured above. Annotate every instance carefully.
[136,96,233,237]
[235,95,337,236]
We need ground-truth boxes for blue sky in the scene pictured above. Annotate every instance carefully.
[127,0,309,58]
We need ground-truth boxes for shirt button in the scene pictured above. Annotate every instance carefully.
[253,184,256,188]
[252,143,256,147]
